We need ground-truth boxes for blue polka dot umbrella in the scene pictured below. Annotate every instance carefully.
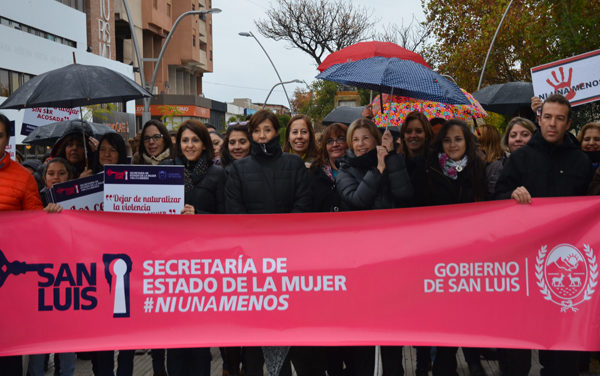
[316,56,470,105]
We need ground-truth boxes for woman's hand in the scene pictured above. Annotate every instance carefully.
[44,203,63,213]
[382,128,394,153]
[376,145,388,174]
[80,168,94,178]
[181,204,195,215]
[511,186,532,204]
[88,137,99,152]
[531,96,542,114]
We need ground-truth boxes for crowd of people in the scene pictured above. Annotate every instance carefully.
[1,92,600,376]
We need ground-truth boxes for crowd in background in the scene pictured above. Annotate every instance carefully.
[1,92,600,376]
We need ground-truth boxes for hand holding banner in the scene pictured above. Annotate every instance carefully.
[0,197,599,356]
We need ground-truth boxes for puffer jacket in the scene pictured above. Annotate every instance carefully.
[308,164,342,212]
[161,155,225,214]
[335,149,413,211]
[0,154,43,211]
[225,135,311,214]
[495,131,593,199]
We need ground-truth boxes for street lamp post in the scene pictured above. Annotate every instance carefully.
[477,0,514,91]
[120,3,221,126]
[262,80,303,110]
[239,31,293,111]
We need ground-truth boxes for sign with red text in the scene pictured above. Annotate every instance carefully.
[531,49,600,106]
[21,107,80,136]
[103,164,184,214]
[0,197,599,356]
[46,173,104,211]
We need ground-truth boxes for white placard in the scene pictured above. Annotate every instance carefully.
[531,49,600,107]
[103,164,185,215]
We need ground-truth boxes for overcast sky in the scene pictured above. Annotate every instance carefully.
[204,0,424,108]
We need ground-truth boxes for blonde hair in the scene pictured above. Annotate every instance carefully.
[578,122,600,143]
[501,117,536,151]
[347,118,381,152]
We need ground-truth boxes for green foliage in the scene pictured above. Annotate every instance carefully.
[294,80,338,123]
[158,105,184,130]
[83,103,118,122]
[277,114,291,128]
[422,0,600,92]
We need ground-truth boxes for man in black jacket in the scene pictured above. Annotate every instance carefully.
[495,93,593,376]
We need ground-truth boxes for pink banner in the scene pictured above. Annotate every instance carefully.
[1,197,600,356]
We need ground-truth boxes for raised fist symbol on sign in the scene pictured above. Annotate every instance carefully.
[546,67,576,100]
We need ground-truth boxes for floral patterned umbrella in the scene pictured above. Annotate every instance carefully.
[372,89,487,128]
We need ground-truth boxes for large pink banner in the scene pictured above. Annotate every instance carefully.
[1,197,599,356]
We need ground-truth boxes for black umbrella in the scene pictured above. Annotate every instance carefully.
[472,81,534,115]
[22,120,117,147]
[0,63,151,110]
[322,106,365,126]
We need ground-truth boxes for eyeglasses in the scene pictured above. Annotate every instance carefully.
[326,136,346,145]
[143,134,163,143]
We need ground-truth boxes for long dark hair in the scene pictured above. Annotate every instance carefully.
[138,119,173,157]
[175,120,214,162]
[400,111,434,157]
[312,123,348,169]
[283,114,318,160]
[221,124,250,167]
[42,157,76,188]
[431,119,486,199]
[97,133,128,166]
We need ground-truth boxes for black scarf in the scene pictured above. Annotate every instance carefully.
[181,155,211,194]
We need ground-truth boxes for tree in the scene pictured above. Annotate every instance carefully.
[255,0,374,66]
[422,0,600,92]
[373,16,432,54]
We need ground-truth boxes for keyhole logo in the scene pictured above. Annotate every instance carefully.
[102,254,132,318]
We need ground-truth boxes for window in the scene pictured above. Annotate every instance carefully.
[153,0,157,9]
[192,36,196,47]
[0,70,9,97]
[0,16,76,48]
[167,3,171,16]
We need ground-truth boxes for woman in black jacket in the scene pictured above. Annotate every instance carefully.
[420,119,486,207]
[335,118,413,376]
[225,110,311,214]
[161,119,225,215]
[419,119,486,376]
[225,109,311,376]
[308,122,348,212]
[336,118,413,211]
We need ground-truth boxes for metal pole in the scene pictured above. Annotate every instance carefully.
[477,0,514,91]
[262,80,303,110]
[240,31,292,110]
[120,0,150,127]
[150,9,221,92]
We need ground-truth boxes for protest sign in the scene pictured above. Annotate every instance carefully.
[0,197,599,356]
[103,164,184,214]
[531,49,600,107]
[5,120,16,160]
[46,173,104,211]
[21,107,80,136]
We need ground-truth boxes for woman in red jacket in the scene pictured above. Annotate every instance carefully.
[0,113,42,211]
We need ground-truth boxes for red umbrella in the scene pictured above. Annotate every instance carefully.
[317,41,430,72]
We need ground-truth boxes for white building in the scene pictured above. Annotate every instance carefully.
[0,0,136,144]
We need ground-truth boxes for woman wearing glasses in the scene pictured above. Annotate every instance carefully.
[133,119,173,165]
[309,122,348,212]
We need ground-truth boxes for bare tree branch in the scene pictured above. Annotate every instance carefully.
[255,0,375,65]
[373,15,432,54]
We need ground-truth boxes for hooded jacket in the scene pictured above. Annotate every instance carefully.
[0,154,43,211]
[495,131,593,199]
[225,135,311,214]
[335,149,413,211]
[50,131,97,177]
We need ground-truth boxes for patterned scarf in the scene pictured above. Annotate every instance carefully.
[184,157,210,194]
[142,149,171,165]
[438,152,468,180]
